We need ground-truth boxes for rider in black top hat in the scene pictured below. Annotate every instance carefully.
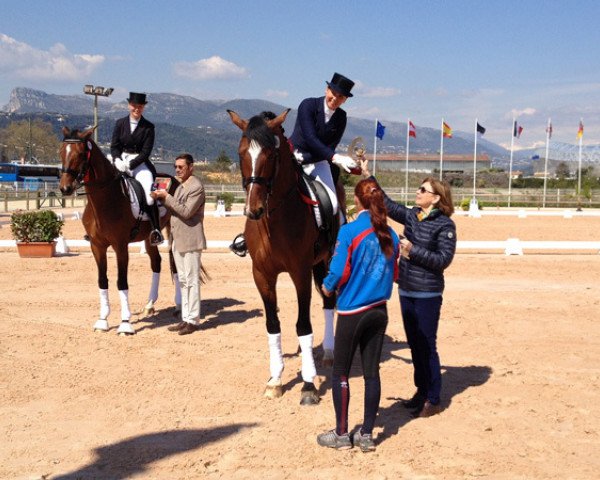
[111,92,163,245]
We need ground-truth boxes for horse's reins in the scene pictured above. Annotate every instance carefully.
[62,138,118,189]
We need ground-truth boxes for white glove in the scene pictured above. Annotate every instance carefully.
[114,157,130,174]
[332,154,357,173]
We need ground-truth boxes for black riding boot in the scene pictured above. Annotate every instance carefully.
[148,203,164,246]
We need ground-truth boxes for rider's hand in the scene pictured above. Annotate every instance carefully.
[114,157,130,173]
[332,154,357,173]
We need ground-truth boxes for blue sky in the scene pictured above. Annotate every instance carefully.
[1,0,599,148]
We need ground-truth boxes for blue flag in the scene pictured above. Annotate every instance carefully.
[376,121,385,140]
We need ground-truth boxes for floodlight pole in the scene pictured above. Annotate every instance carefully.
[83,85,114,143]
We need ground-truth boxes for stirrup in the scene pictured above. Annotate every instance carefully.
[229,233,247,257]
[149,229,164,246]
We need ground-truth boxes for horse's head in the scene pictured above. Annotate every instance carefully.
[59,126,98,195]
[228,109,290,220]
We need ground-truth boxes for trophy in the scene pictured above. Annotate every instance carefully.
[346,137,366,175]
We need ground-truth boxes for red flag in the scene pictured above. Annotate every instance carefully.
[409,121,416,138]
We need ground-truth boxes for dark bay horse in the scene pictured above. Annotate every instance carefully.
[228,110,337,405]
[59,126,176,335]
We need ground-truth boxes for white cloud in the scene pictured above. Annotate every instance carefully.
[265,89,289,99]
[173,56,248,80]
[353,80,399,98]
[0,33,104,81]
[510,107,536,117]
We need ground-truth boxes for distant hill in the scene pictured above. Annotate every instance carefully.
[2,87,514,164]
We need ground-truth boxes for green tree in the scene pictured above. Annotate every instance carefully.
[214,149,233,172]
[0,119,60,164]
[555,162,570,180]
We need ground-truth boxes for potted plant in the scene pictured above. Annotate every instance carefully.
[10,209,64,258]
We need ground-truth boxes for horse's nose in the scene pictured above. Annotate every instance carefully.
[60,185,73,196]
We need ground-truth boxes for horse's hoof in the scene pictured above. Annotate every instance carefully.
[117,322,135,335]
[300,387,320,406]
[320,349,334,368]
[264,378,283,399]
[143,306,155,316]
[93,319,109,332]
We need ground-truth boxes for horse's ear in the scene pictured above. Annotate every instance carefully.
[81,126,97,140]
[62,126,71,138]
[268,109,291,130]
[227,110,248,131]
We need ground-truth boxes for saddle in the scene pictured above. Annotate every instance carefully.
[119,175,167,239]
[298,171,340,253]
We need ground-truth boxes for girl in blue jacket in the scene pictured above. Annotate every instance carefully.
[317,178,400,452]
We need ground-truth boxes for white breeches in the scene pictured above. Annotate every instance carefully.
[123,153,154,206]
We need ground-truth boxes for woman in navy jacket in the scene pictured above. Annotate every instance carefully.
[363,161,457,418]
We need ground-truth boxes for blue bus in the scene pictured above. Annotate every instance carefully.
[0,163,61,191]
[0,163,61,182]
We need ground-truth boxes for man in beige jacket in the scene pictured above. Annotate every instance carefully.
[151,153,206,335]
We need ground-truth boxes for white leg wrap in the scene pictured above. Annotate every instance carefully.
[99,289,110,320]
[118,289,131,321]
[323,308,335,351]
[298,333,317,383]
[268,333,284,380]
[173,273,182,307]
[148,272,160,304]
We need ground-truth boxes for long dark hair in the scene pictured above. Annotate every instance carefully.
[355,178,394,258]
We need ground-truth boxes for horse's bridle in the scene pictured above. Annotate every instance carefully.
[62,138,92,186]
[240,135,281,196]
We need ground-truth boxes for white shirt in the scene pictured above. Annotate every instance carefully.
[324,98,334,124]
[129,116,139,133]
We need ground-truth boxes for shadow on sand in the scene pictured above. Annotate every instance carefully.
[51,423,258,480]
[376,363,493,443]
[134,297,261,333]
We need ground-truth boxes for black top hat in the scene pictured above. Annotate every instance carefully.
[127,92,148,104]
[326,73,354,98]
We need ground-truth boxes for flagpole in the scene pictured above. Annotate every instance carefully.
[542,117,551,208]
[577,118,583,195]
[439,118,444,180]
[405,118,410,203]
[373,118,378,176]
[508,118,515,208]
[473,118,478,199]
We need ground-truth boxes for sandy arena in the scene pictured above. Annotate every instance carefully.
[1,209,599,479]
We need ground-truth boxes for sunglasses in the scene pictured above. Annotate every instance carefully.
[174,164,187,170]
[417,186,436,194]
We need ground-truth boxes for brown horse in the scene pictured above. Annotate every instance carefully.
[228,110,337,405]
[59,126,176,335]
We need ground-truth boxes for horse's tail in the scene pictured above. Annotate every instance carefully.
[200,265,210,285]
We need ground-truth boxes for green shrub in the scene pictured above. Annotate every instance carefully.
[215,192,235,211]
[10,209,64,242]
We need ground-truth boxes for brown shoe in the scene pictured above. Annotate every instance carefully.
[178,322,199,335]
[418,400,442,418]
[167,321,187,332]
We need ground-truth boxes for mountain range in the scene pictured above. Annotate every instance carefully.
[2,87,529,168]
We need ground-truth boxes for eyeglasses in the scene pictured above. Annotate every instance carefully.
[417,186,436,194]
[174,164,186,170]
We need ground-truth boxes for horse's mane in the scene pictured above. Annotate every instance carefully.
[246,115,277,150]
